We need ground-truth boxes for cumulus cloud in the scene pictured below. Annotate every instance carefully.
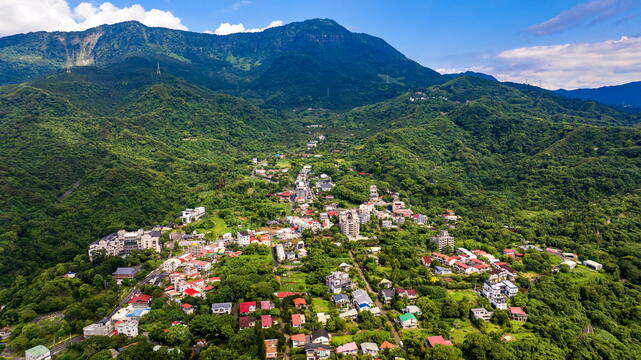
[440,36,641,90]
[206,20,284,36]
[0,0,187,37]
[527,0,634,36]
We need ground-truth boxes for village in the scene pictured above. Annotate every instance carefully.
[22,149,606,360]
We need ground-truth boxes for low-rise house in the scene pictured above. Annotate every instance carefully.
[380,341,397,350]
[294,297,307,308]
[395,288,418,301]
[421,256,433,266]
[360,342,380,356]
[239,301,257,314]
[181,207,205,224]
[112,267,141,280]
[162,259,182,272]
[336,342,358,356]
[398,313,418,328]
[211,302,233,314]
[316,312,330,325]
[311,330,331,344]
[291,333,307,348]
[261,300,274,311]
[264,339,278,359]
[583,260,603,271]
[339,309,358,320]
[239,316,255,329]
[403,305,422,316]
[561,260,577,269]
[470,308,493,321]
[181,304,194,315]
[332,294,350,307]
[434,266,452,275]
[25,345,51,360]
[352,289,374,310]
[379,278,393,289]
[305,343,333,360]
[114,320,138,337]
[128,294,152,308]
[338,262,352,272]
[237,230,253,246]
[426,336,453,348]
[509,307,528,321]
[380,289,395,304]
[83,318,113,337]
[261,315,273,328]
[326,272,353,294]
[292,314,306,328]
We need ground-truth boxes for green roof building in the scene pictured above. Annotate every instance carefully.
[25,345,51,360]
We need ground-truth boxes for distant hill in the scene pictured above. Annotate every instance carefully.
[443,71,497,82]
[556,81,641,110]
[0,19,443,109]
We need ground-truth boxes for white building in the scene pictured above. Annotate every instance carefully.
[339,210,360,238]
[114,320,139,337]
[83,318,113,337]
[181,207,205,224]
[162,258,182,272]
[89,227,162,260]
[583,260,603,271]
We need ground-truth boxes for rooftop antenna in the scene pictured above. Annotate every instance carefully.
[156,61,161,76]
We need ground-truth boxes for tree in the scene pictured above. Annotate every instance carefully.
[425,345,463,360]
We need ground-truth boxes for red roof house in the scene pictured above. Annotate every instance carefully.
[294,298,307,308]
[261,315,273,328]
[128,294,152,307]
[426,336,453,347]
[239,301,257,314]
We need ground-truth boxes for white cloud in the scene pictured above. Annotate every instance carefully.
[439,36,641,90]
[527,0,634,35]
[0,0,187,37]
[206,20,284,36]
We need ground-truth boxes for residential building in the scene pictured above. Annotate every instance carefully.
[211,303,233,315]
[379,278,393,289]
[181,304,194,315]
[264,339,278,359]
[128,294,152,308]
[403,305,422,316]
[583,260,603,271]
[332,294,350,307]
[426,336,453,347]
[294,297,307,308]
[360,342,380,356]
[83,318,113,337]
[292,314,306,328]
[380,341,397,350]
[311,330,331,344]
[352,289,374,310]
[412,214,428,225]
[509,307,528,321]
[380,289,395,304]
[561,260,577,269]
[395,288,418,301]
[261,301,274,311]
[338,309,358,320]
[162,258,182,272]
[25,345,51,360]
[291,334,307,348]
[421,256,433,266]
[237,230,253,247]
[336,342,358,356]
[261,315,273,328]
[434,266,452,275]
[181,207,205,224]
[89,227,162,260]
[239,301,257,314]
[339,210,360,237]
[398,313,418,328]
[112,267,141,280]
[431,230,455,251]
[305,343,333,360]
[326,272,353,294]
[239,316,255,330]
[470,308,493,321]
[114,320,138,337]
[316,312,330,325]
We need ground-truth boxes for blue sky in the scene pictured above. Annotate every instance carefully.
[2,0,641,89]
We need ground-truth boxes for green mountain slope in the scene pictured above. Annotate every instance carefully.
[0,19,442,109]
[0,63,285,280]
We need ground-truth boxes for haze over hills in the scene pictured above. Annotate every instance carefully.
[556,81,641,110]
[0,19,442,109]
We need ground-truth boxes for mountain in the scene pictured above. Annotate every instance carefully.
[556,81,641,110]
[0,19,443,109]
[443,71,497,81]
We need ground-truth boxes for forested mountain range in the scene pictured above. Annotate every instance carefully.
[0,19,441,109]
[556,81,641,110]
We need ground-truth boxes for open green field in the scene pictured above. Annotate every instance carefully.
[312,298,331,312]
[447,289,478,303]
[280,271,307,292]
[331,335,354,346]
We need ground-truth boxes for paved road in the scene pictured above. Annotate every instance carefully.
[349,251,402,346]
